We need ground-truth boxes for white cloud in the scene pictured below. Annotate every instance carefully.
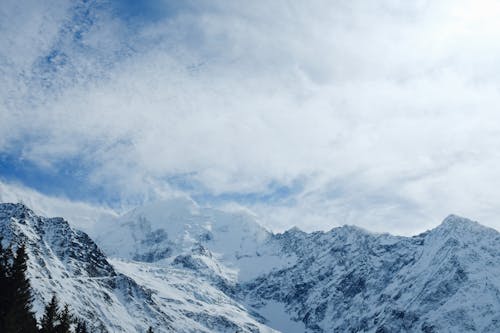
[2,0,500,233]
[0,180,117,234]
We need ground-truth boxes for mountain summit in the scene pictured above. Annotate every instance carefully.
[1,202,499,332]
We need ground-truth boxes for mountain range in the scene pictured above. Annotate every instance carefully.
[0,200,499,332]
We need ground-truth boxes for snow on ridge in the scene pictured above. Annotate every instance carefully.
[0,202,274,332]
[1,201,500,332]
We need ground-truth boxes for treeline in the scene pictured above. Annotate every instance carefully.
[0,242,91,333]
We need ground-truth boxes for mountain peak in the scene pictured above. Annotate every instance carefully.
[0,202,34,219]
[1,202,500,332]
[426,214,499,243]
[439,214,481,231]
[443,213,473,223]
[285,226,304,234]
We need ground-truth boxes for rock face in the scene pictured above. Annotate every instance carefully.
[0,203,274,333]
[1,201,500,333]
[244,217,500,333]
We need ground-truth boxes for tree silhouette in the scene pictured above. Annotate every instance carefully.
[0,241,10,330]
[1,244,37,333]
[0,242,92,333]
[56,304,72,333]
[75,319,89,333]
[40,295,59,333]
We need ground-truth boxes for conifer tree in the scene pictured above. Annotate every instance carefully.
[3,245,37,333]
[0,243,14,322]
[147,327,154,333]
[75,319,89,333]
[56,304,72,333]
[40,295,60,333]
[0,241,9,330]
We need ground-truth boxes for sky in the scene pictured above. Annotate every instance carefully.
[2,0,500,235]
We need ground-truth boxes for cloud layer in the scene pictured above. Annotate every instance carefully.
[2,0,500,234]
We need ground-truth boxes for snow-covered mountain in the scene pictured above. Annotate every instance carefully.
[0,202,276,333]
[244,216,500,332]
[95,198,293,282]
[1,201,499,332]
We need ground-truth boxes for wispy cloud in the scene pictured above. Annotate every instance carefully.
[2,0,500,234]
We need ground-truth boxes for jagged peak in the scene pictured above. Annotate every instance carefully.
[442,213,475,224]
[427,214,499,239]
[0,202,35,219]
[277,226,307,239]
[438,214,482,230]
[0,201,30,211]
[330,224,374,236]
[285,226,304,234]
[0,202,72,228]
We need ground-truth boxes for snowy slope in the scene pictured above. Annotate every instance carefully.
[93,200,500,333]
[0,203,277,333]
[110,259,277,333]
[1,201,499,333]
[95,198,295,282]
[244,216,500,332]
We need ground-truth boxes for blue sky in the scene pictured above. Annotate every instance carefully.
[2,0,500,234]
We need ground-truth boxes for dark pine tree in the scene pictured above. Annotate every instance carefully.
[40,295,59,333]
[0,241,10,331]
[3,245,37,333]
[55,304,72,333]
[147,327,154,333]
[75,319,89,333]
